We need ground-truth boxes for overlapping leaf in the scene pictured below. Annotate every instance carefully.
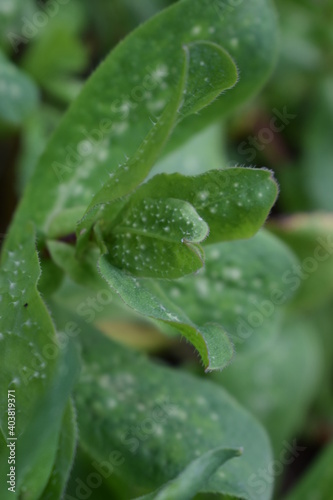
[0,225,79,499]
[99,259,234,371]
[136,447,242,500]
[6,0,277,241]
[76,40,237,251]
[0,2,279,497]
[102,197,209,279]
[61,317,273,500]
[158,230,298,352]
[113,168,278,246]
[87,166,277,286]
[100,230,298,369]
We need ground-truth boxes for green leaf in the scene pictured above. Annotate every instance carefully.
[118,168,278,245]
[64,445,124,500]
[0,50,38,128]
[0,223,59,437]
[158,230,298,352]
[76,39,237,252]
[0,224,80,499]
[102,197,209,279]
[0,0,21,49]
[269,214,333,309]
[212,315,323,455]
[15,340,79,500]
[96,230,296,367]
[93,167,277,283]
[178,41,238,118]
[16,105,60,194]
[98,258,234,371]
[62,317,273,500]
[302,79,333,211]
[47,240,105,290]
[20,0,88,103]
[285,441,333,500]
[136,447,242,500]
[8,0,276,241]
[40,401,77,500]
[151,123,226,177]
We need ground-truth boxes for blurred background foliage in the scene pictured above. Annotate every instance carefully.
[1,0,333,497]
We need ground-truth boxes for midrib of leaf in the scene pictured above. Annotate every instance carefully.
[74,46,190,254]
[76,48,189,230]
[76,40,237,254]
[112,227,199,244]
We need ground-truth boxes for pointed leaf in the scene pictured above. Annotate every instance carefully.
[99,258,233,371]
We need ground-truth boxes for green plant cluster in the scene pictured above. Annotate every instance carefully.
[0,1,332,499]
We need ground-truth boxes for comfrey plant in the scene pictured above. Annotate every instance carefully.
[1,0,332,499]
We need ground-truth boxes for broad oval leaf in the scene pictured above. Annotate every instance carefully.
[65,318,273,500]
[103,197,209,279]
[119,168,278,245]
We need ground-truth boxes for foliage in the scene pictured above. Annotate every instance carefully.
[0,0,332,499]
